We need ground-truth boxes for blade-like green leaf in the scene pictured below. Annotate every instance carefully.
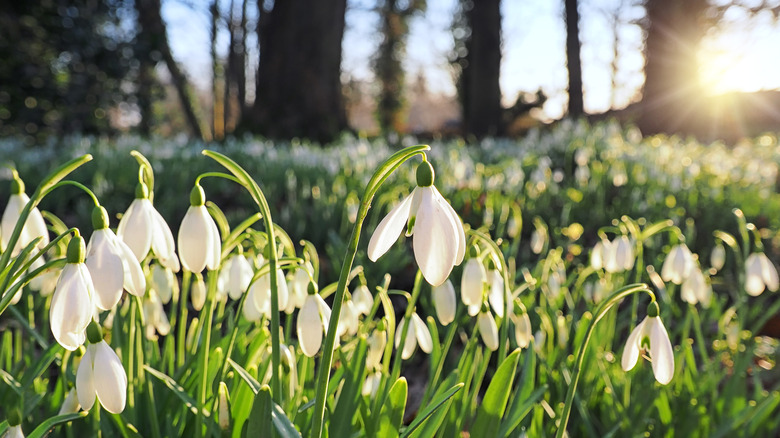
[401,383,463,438]
[145,365,207,416]
[245,385,273,438]
[26,412,88,438]
[376,377,408,438]
[470,348,522,438]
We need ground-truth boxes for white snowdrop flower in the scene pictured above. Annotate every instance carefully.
[478,308,499,351]
[605,235,634,273]
[5,425,23,438]
[86,206,146,311]
[710,243,726,271]
[461,258,486,307]
[337,299,359,338]
[681,267,711,307]
[590,240,607,270]
[395,313,433,360]
[150,263,177,304]
[660,243,694,285]
[510,305,532,349]
[29,256,58,297]
[367,160,466,286]
[224,254,253,300]
[143,289,171,340]
[77,325,128,414]
[191,274,206,311]
[1,175,49,255]
[362,370,382,398]
[178,185,221,273]
[487,268,505,318]
[546,270,563,301]
[50,234,95,351]
[250,268,290,317]
[58,388,81,415]
[432,279,456,326]
[352,284,374,316]
[745,252,779,296]
[621,303,674,385]
[530,227,545,254]
[286,263,312,313]
[297,293,331,357]
[117,182,179,272]
[366,326,387,370]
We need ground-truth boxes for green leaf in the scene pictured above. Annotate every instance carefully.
[26,412,88,438]
[498,386,547,438]
[245,385,273,438]
[470,348,522,438]
[145,365,206,416]
[229,358,262,394]
[499,350,538,437]
[329,336,368,438]
[401,383,463,438]
[376,377,408,438]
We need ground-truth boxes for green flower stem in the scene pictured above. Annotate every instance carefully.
[0,154,92,276]
[202,150,283,400]
[689,305,711,368]
[309,144,430,438]
[40,180,100,207]
[130,150,155,199]
[390,270,424,381]
[469,228,513,363]
[176,270,192,368]
[196,269,220,438]
[555,283,654,438]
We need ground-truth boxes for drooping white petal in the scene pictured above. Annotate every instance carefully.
[298,295,323,357]
[513,311,532,348]
[432,279,456,326]
[149,204,179,272]
[93,341,128,414]
[468,304,480,316]
[366,329,386,369]
[86,229,125,311]
[487,270,505,318]
[58,388,81,415]
[621,317,647,372]
[151,264,176,304]
[461,258,486,307]
[352,284,374,316]
[6,425,24,438]
[590,241,604,270]
[614,236,635,271]
[395,317,418,360]
[759,253,779,292]
[191,275,206,311]
[2,193,49,254]
[206,212,222,270]
[367,192,414,262]
[315,294,332,336]
[76,344,97,411]
[362,371,382,397]
[432,186,466,265]
[228,254,253,300]
[745,254,766,296]
[647,317,674,385]
[413,187,458,286]
[478,311,499,351]
[50,264,94,350]
[115,235,146,297]
[242,285,263,322]
[117,199,154,262]
[27,202,50,249]
[412,313,433,353]
[710,243,726,271]
[178,205,214,273]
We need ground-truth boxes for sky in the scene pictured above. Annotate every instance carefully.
[163,0,780,121]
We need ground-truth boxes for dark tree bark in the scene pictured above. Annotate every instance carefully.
[135,0,205,140]
[241,0,348,143]
[458,0,502,138]
[638,0,708,135]
[565,0,584,117]
[210,0,223,140]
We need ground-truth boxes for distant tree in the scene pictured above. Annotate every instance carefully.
[0,0,135,142]
[372,0,425,136]
[452,0,503,138]
[241,0,348,143]
[565,0,584,117]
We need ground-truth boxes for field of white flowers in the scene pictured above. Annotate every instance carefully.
[1,120,780,437]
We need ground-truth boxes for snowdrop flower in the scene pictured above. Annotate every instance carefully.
[29,256,59,297]
[77,322,127,414]
[366,324,387,369]
[178,184,221,273]
[510,303,532,349]
[604,235,634,273]
[621,302,674,385]
[362,370,382,398]
[5,409,23,438]
[143,289,171,340]
[58,388,81,415]
[710,243,726,271]
[681,267,711,307]
[461,257,486,307]
[86,206,146,311]
[285,262,312,313]
[478,306,499,351]
[590,240,607,270]
[487,266,505,318]
[745,252,779,296]
[395,313,433,360]
[530,227,545,254]
[50,233,95,351]
[225,253,253,300]
[432,279,456,326]
[191,274,206,311]
[660,243,694,284]
[352,284,374,316]
[297,291,331,357]
[247,268,289,318]
[1,174,49,255]
[337,299,359,338]
[117,182,179,272]
[150,263,178,304]
[367,159,466,286]
[5,425,24,438]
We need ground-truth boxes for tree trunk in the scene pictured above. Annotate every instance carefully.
[242,0,348,143]
[210,0,223,140]
[135,0,206,140]
[638,0,708,135]
[461,0,502,138]
[565,0,584,117]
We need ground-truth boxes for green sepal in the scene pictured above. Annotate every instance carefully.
[91,205,109,230]
[7,407,21,427]
[135,182,149,199]
[10,174,24,195]
[647,301,660,317]
[416,160,435,187]
[66,233,85,264]
[190,184,205,206]
[86,320,103,344]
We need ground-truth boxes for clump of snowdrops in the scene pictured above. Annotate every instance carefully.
[0,140,778,438]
